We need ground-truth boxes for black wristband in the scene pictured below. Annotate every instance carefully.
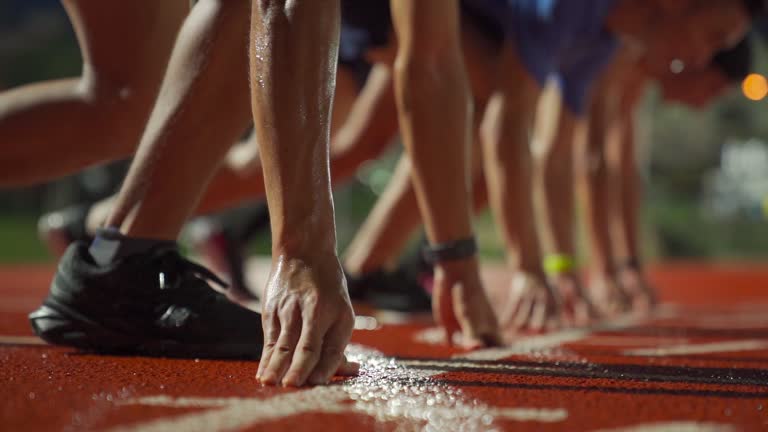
[422,237,478,264]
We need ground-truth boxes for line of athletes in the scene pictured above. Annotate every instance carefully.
[0,0,762,387]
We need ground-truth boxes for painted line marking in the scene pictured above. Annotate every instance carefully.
[109,344,568,432]
[624,340,768,357]
[592,421,737,432]
[456,329,592,361]
[0,335,45,345]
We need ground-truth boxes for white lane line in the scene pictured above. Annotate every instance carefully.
[456,329,592,361]
[0,335,45,345]
[577,336,690,347]
[109,344,568,432]
[449,311,671,362]
[592,421,737,432]
[492,407,567,423]
[116,396,242,408]
[624,340,768,357]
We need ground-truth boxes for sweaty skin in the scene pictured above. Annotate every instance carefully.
[0,0,187,186]
[18,2,748,362]
[31,0,499,352]
[248,0,358,387]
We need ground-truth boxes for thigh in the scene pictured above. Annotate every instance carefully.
[61,0,188,87]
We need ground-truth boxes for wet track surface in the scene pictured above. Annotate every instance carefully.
[2,262,768,431]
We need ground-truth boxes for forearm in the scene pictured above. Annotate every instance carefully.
[250,0,340,257]
[580,112,615,274]
[617,114,641,262]
[394,50,473,243]
[481,91,540,271]
[541,109,579,257]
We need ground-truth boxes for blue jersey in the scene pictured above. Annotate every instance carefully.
[462,0,619,114]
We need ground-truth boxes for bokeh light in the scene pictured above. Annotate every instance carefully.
[742,73,768,101]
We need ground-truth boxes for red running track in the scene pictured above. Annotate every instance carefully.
[2,261,768,431]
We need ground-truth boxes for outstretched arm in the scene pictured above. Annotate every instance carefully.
[250,0,356,387]
[390,0,499,346]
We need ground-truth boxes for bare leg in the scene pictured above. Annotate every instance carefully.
[221,62,361,175]
[106,0,253,238]
[86,20,493,231]
[83,62,397,234]
[195,64,398,214]
[344,154,422,275]
[0,0,187,186]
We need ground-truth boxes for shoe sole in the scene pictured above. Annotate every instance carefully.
[29,298,262,360]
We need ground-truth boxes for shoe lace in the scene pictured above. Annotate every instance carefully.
[149,247,228,292]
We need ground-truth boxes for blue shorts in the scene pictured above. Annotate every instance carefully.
[339,0,509,88]
[461,0,619,114]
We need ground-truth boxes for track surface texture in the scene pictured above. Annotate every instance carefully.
[2,260,768,431]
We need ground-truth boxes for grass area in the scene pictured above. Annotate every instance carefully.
[0,214,52,264]
[650,196,768,261]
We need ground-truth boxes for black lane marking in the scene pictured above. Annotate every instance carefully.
[561,349,768,365]
[439,379,768,399]
[397,357,768,387]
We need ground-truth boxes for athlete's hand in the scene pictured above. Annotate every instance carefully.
[552,273,597,327]
[588,272,630,318]
[433,258,501,348]
[503,272,560,333]
[616,266,656,316]
[257,253,358,387]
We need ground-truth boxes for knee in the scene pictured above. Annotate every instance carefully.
[79,63,155,113]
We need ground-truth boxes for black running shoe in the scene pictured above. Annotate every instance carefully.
[38,204,93,257]
[29,242,263,359]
